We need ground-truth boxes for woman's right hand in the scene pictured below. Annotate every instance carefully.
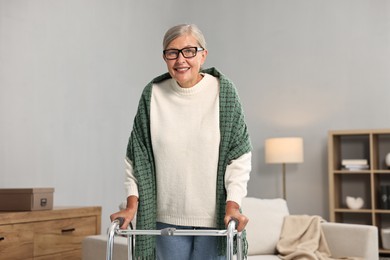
[110,195,138,229]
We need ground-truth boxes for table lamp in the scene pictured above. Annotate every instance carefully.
[265,137,304,200]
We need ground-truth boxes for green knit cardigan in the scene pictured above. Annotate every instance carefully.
[126,67,252,259]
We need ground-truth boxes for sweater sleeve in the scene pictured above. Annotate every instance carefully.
[225,151,251,207]
[124,157,139,198]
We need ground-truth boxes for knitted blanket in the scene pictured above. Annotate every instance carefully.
[126,67,252,259]
[277,215,363,260]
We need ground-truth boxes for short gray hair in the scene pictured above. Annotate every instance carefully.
[163,24,207,50]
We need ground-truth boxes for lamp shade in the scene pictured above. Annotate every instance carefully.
[265,137,304,164]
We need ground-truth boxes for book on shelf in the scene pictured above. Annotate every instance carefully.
[341,159,368,166]
[342,164,369,170]
[341,159,369,170]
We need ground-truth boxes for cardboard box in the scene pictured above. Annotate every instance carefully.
[0,188,54,211]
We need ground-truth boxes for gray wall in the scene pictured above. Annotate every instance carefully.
[1,0,389,231]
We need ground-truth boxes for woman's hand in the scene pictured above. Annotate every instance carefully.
[224,201,249,232]
[110,195,138,229]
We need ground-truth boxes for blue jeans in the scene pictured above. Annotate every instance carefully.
[156,222,226,260]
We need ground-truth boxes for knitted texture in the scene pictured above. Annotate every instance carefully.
[126,67,252,259]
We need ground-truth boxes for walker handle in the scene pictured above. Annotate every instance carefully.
[228,217,239,229]
[114,217,134,230]
[115,217,125,227]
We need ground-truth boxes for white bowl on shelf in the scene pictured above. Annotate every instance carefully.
[346,196,364,210]
[382,228,390,249]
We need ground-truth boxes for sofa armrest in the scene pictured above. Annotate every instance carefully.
[321,222,378,260]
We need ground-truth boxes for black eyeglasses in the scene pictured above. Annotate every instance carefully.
[163,47,204,60]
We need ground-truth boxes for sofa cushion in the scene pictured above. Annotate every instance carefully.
[242,197,289,255]
[82,234,128,260]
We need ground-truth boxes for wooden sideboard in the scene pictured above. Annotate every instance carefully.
[0,206,101,260]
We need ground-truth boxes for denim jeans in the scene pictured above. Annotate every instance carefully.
[156,222,226,260]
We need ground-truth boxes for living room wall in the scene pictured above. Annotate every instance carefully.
[1,0,389,231]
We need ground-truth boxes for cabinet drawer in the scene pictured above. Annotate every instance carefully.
[0,223,34,259]
[33,216,97,256]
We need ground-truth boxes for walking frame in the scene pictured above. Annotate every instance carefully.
[106,217,243,260]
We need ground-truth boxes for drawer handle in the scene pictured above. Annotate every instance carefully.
[61,228,75,233]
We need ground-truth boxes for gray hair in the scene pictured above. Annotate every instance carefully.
[163,24,207,50]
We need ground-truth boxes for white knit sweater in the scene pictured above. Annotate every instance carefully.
[125,73,251,228]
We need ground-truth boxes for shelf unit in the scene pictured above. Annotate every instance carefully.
[328,129,390,254]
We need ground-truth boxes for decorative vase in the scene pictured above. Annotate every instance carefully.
[386,153,390,168]
[346,196,364,210]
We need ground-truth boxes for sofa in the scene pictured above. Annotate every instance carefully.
[82,197,379,259]
[242,197,378,260]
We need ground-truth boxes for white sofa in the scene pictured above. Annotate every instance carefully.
[82,197,379,260]
[242,197,378,260]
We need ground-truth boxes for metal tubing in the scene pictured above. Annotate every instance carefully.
[107,218,241,259]
[236,231,243,260]
[116,228,232,237]
[128,222,135,260]
[106,219,121,260]
[226,220,236,260]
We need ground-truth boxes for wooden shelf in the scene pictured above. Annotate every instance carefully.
[334,208,373,213]
[328,129,390,253]
[334,170,371,174]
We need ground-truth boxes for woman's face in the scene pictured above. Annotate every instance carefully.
[163,34,208,88]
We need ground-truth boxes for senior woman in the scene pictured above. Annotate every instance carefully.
[110,24,252,260]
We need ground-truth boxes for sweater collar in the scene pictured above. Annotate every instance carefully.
[150,67,225,85]
[170,73,213,96]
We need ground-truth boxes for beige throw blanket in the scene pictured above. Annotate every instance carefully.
[276,215,362,260]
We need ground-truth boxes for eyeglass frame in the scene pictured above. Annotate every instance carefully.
[163,46,204,60]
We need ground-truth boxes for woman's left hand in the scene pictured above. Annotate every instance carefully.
[224,201,249,232]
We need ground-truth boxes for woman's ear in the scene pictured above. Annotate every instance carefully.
[200,49,208,64]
